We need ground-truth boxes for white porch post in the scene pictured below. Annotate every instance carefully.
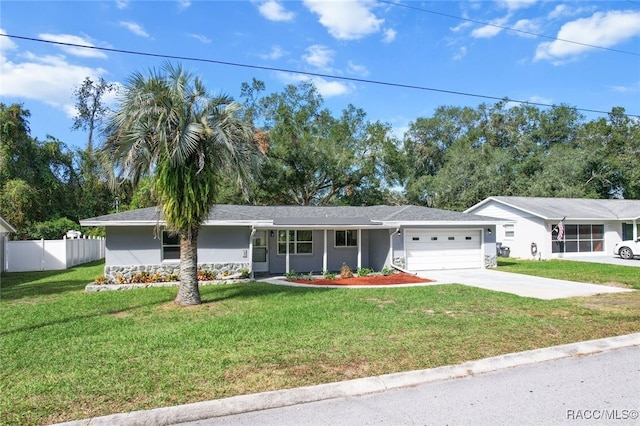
[323,229,328,272]
[357,229,362,269]
[388,229,394,267]
[249,228,256,279]
[285,230,290,274]
[634,219,638,241]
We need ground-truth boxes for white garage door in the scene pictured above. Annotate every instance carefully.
[405,229,482,271]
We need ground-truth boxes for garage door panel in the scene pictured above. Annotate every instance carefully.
[405,229,482,271]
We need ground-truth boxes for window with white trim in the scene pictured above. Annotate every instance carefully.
[504,224,515,239]
[335,230,358,247]
[162,231,180,261]
[278,230,313,255]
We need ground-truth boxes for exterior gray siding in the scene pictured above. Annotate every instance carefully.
[198,227,250,263]
[368,229,392,271]
[106,226,161,266]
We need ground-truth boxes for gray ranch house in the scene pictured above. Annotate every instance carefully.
[80,205,502,282]
[466,196,640,260]
[0,215,16,273]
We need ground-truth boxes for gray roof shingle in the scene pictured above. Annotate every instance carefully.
[474,196,640,220]
[81,205,503,226]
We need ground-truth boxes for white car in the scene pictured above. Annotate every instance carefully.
[613,238,640,260]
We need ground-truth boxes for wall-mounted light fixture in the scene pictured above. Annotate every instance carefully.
[487,228,492,235]
[270,230,275,237]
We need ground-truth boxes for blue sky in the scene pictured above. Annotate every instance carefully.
[1,0,639,150]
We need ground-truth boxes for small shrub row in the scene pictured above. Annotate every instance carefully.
[284,264,397,282]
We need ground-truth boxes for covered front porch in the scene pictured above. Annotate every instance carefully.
[248,222,397,276]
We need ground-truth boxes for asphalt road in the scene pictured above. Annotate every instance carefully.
[181,345,640,426]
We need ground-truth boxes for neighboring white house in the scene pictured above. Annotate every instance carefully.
[0,215,16,273]
[466,196,640,260]
[80,204,504,283]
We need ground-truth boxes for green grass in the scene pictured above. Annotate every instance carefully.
[497,258,640,290]
[2,260,639,425]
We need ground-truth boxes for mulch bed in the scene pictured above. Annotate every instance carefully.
[291,272,433,286]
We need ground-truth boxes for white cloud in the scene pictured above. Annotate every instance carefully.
[608,82,639,93]
[347,60,368,77]
[259,45,288,60]
[302,44,335,70]
[451,21,472,33]
[452,46,467,60]
[535,10,640,63]
[498,0,537,12]
[312,77,352,97]
[471,16,509,38]
[303,0,383,40]
[548,4,594,20]
[0,51,110,117]
[115,0,129,9]
[258,0,295,22]
[511,19,540,38]
[119,21,151,38]
[0,29,17,52]
[276,72,352,98]
[39,33,107,58]
[188,33,212,44]
[548,5,569,20]
[178,0,191,10]
[382,28,396,43]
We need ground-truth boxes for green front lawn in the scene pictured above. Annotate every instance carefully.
[497,258,640,290]
[1,260,638,425]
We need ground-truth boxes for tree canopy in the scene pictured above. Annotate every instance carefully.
[1,74,638,244]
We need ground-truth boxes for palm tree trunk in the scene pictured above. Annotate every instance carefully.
[175,226,201,305]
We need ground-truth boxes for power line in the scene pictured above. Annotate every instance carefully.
[2,33,638,118]
[378,0,640,57]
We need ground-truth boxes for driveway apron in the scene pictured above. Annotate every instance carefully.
[417,269,633,300]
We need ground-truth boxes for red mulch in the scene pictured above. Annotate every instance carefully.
[291,273,433,286]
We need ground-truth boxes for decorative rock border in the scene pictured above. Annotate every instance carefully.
[103,262,250,284]
[86,278,253,292]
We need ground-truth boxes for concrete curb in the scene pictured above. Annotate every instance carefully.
[55,333,640,426]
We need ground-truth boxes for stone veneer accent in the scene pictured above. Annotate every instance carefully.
[104,262,250,284]
[485,254,498,268]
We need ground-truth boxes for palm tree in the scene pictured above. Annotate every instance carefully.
[103,63,260,305]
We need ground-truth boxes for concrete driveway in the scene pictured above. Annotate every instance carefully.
[417,269,633,300]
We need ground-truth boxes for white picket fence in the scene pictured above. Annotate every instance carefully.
[4,236,105,272]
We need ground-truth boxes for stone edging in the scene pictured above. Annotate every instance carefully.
[86,279,252,292]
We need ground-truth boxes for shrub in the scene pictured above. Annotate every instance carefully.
[323,270,336,280]
[340,263,354,279]
[356,267,372,277]
[305,271,314,281]
[94,276,107,285]
[197,270,216,281]
[131,271,154,283]
[284,269,299,281]
[115,274,127,284]
[241,268,250,279]
[27,217,80,240]
[380,265,393,276]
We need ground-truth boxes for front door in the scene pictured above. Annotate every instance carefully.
[252,230,269,272]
